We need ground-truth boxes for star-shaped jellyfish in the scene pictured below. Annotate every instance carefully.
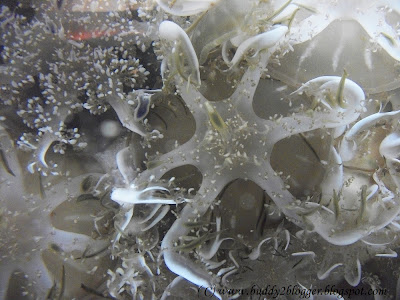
[111,21,372,298]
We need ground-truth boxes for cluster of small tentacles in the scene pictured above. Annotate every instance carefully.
[2,0,400,299]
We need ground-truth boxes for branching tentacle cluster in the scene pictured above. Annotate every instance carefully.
[2,0,400,299]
